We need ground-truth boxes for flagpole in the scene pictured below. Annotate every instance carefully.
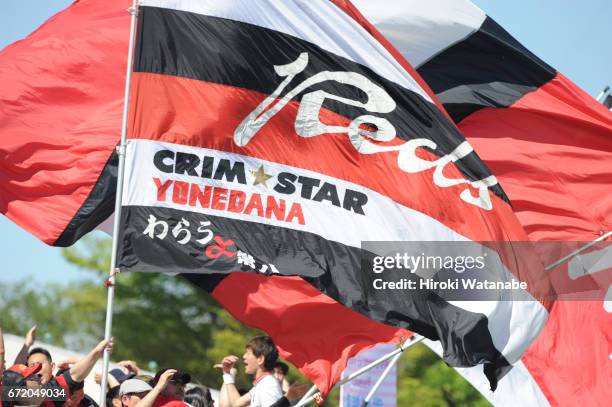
[294,335,424,407]
[360,350,402,407]
[544,230,612,272]
[99,1,139,405]
[296,385,319,406]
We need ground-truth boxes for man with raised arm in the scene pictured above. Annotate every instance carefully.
[217,336,283,407]
[1,335,113,407]
[12,325,37,366]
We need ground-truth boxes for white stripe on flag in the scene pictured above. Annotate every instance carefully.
[352,0,486,68]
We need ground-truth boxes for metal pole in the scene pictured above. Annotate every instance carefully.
[294,335,424,407]
[544,230,611,272]
[296,385,319,406]
[99,1,139,405]
[360,351,402,407]
[595,86,609,102]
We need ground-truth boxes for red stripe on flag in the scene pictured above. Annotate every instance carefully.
[128,72,529,243]
[460,73,612,241]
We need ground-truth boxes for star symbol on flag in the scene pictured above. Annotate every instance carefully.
[251,165,273,187]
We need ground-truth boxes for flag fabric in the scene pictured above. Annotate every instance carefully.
[116,0,550,393]
[0,0,130,246]
[1,0,552,397]
[347,0,612,405]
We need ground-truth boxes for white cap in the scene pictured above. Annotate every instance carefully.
[119,379,153,396]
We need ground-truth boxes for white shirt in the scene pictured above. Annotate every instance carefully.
[249,373,283,407]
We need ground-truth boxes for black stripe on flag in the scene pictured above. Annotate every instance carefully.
[417,16,556,123]
[54,149,118,246]
[118,204,510,387]
[133,5,509,204]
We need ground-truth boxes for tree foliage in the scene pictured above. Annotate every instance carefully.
[0,234,489,406]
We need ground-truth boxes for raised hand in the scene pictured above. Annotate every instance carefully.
[92,338,114,359]
[24,325,37,347]
[213,355,239,374]
[155,369,177,391]
[118,360,141,375]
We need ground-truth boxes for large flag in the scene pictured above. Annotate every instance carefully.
[1,0,551,397]
[347,0,612,405]
[116,0,550,393]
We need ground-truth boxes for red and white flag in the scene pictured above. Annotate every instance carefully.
[117,0,549,393]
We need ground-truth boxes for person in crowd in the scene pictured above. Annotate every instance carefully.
[149,368,191,407]
[271,363,289,395]
[78,394,99,407]
[34,339,112,405]
[126,369,185,407]
[216,336,283,407]
[119,378,154,407]
[1,363,43,407]
[96,359,143,396]
[183,385,214,407]
[112,361,141,383]
[0,336,114,407]
[107,385,122,407]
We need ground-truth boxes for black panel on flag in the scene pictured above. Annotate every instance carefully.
[118,204,511,385]
[55,150,119,246]
[418,16,556,123]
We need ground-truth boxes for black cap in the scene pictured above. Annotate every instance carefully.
[153,369,191,386]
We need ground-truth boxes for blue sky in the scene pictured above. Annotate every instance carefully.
[0,0,610,284]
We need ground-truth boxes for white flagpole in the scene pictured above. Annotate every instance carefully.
[296,385,319,406]
[360,350,402,407]
[294,335,424,407]
[99,0,139,405]
[544,230,611,272]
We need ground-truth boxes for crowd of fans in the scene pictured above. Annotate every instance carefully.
[0,325,310,407]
